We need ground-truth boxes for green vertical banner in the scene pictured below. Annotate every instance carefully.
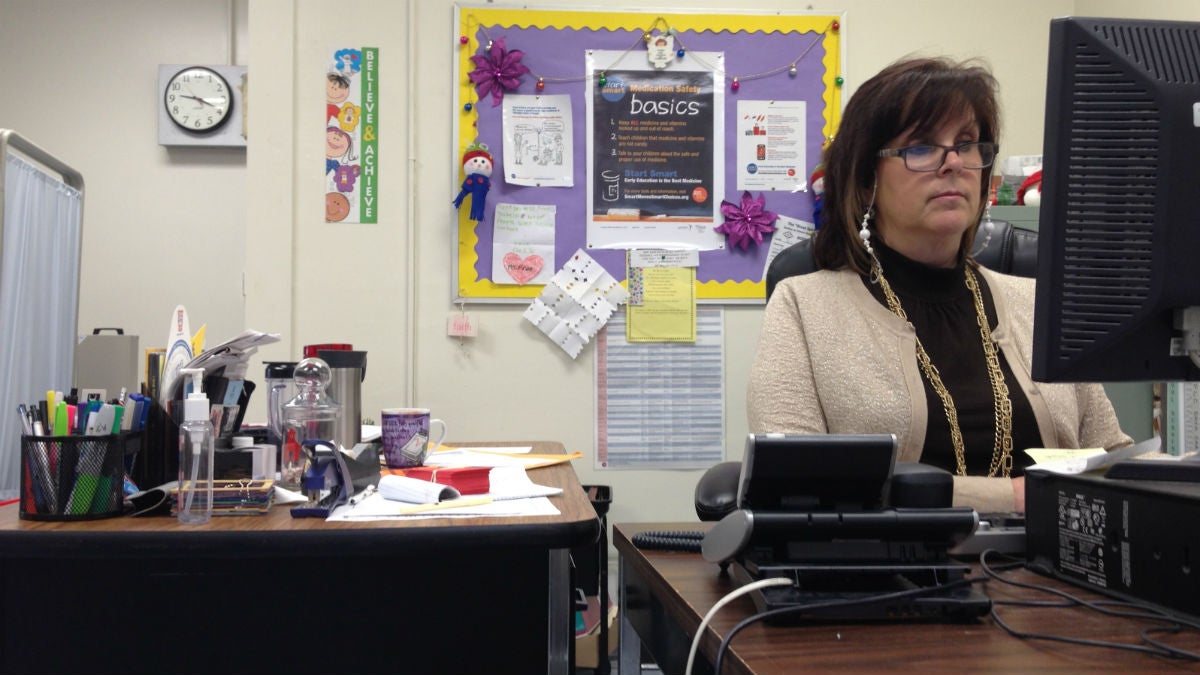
[325,46,379,224]
[360,47,378,223]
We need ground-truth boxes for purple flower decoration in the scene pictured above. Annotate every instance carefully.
[468,37,530,107]
[716,191,778,250]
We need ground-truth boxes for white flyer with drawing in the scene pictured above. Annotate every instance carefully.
[502,94,573,187]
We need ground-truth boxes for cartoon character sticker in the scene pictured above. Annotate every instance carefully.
[326,72,350,123]
[326,192,351,222]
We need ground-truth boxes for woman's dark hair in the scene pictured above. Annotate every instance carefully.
[812,57,1000,273]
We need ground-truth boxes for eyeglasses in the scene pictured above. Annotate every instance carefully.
[877,141,998,172]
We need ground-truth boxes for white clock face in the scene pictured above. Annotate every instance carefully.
[164,67,232,132]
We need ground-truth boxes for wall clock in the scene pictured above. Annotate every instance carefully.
[164,66,232,132]
[157,64,248,147]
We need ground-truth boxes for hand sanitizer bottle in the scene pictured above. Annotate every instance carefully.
[178,367,215,524]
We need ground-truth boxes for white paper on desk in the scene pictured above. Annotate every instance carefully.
[444,445,534,454]
[272,485,310,504]
[361,424,381,442]
[425,448,547,469]
[489,465,563,500]
[326,493,561,520]
[1027,437,1160,474]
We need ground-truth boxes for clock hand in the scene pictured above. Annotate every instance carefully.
[183,88,219,107]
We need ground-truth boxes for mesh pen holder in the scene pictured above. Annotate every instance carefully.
[19,432,141,521]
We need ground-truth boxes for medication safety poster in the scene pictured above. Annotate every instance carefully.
[585,50,725,251]
[324,46,379,223]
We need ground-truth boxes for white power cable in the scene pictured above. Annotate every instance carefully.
[684,577,794,675]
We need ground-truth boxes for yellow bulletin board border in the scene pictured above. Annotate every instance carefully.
[453,6,843,301]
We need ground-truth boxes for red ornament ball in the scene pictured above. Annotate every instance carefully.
[536,79,545,92]
[832,20,840,31]
[459,35,468,44]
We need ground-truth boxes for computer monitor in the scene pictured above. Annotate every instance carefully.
[1032,17,1200,383]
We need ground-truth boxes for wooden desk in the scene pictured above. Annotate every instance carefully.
[615,522,1200,675]
[0,442,598,675]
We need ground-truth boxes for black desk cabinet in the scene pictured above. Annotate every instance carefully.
[0,441,599,675]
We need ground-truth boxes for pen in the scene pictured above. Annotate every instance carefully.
[17,404,33,435]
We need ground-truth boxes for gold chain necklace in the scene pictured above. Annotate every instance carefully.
[872,262,1014,477]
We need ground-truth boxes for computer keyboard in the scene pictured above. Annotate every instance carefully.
[948,512,1025,558]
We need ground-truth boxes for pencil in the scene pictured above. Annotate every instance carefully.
[394,496,493,515]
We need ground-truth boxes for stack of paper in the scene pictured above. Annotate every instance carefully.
[400,466,491,495]
[169,479,275,516]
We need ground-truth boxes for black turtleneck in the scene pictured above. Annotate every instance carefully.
[863,239,1040,477]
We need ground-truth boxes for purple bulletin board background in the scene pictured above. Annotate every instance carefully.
[454,9,843,301]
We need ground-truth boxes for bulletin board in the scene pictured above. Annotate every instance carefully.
[453,6,843,301]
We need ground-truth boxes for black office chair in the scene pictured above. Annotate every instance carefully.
[764,219,1038,299]
[692,221,1039,521]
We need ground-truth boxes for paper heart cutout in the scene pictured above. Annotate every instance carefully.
[503,253,544,285]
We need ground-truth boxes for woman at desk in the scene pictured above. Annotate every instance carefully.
[747,56,1130,514]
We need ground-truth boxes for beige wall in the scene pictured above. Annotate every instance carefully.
[4,0,1198,533]
[1,0,249,356]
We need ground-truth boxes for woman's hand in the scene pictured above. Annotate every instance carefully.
[1011,476,1025,513]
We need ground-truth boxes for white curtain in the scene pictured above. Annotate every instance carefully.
[0,153,82,500]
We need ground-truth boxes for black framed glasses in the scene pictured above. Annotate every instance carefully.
[877,141,998,172]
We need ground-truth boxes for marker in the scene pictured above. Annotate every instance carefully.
[137,396,150,430]
[111,405,125,434]
[122,394,140,431]
[85,404,115,436]
[54,402,70,436]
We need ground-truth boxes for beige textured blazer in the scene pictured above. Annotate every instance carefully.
[747,265,1132,513]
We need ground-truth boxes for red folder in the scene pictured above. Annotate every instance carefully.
[401,466,491,495]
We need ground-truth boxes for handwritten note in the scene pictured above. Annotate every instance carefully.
[492,202,556,285]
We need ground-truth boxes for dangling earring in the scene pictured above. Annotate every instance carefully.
[972,201,995,256]
[860,181,880,282]
[859,206,874,255]
[859,180,878,255]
